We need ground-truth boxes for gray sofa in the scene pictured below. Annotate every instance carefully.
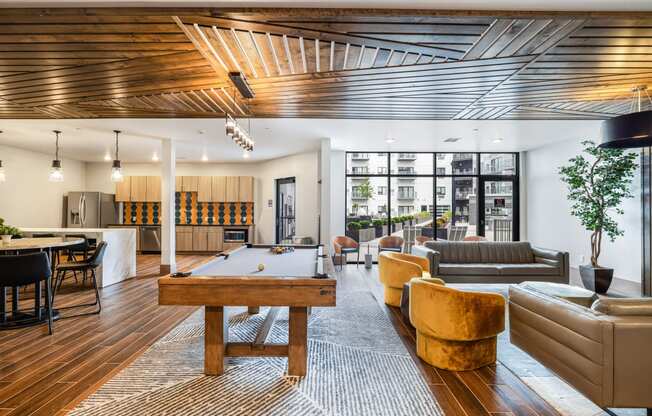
[411,241,569,284]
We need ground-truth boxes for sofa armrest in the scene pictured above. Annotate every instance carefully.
[532,246,569,282]
[411,245,440,275]
[592,298,652,316]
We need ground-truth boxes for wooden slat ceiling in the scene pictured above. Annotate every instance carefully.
[0,8,651,120]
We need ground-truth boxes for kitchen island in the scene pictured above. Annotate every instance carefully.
[21,228,137,288]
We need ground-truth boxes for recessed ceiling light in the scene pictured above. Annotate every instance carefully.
[243,152,250,159]
[103,152,111,161]
[444,137,461,143]
[493,138,504,143]
[385,138,396,144]
[201,153,208,162]
[152,152,159,162]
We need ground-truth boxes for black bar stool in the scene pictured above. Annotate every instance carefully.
[0,252,54,334]
[53,241,107,316]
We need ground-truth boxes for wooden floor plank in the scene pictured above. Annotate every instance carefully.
[0,254,210,415]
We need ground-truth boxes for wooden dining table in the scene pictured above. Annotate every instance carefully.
[0,237,83,329]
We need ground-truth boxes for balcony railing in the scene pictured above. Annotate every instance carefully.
[350,153,369,160]
[396,168,416,175]
[350,193,369,200]
[452,153,474,161]
[350,167,369,174]
[397,153,417,161]
[397,191,415,200]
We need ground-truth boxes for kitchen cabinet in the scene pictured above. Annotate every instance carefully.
[130,176,148,201]
[197,176,212,202]
[175,176,182,192]
[192,226,209,251]
[182,176,199,192]
[207,227,223,251]
[225,176,239,201]
[211,176,226,202]
[146,176,161,202]
[115,176,131,202]
[238,176,254,203]
[176,226,193,251]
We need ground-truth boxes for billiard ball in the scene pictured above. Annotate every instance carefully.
[257,263,265,272]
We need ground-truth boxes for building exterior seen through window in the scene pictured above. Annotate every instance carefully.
[345,152,518,258]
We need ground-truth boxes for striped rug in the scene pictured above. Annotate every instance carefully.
[70,289,443,416]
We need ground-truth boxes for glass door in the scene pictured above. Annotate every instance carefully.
[479,178,516,241]
[276,177,296,244]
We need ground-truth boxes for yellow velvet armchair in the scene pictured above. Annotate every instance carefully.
[378,252,440,306]
[409,279,505,371]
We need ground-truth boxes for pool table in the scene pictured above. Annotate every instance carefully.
[158,244,336,376]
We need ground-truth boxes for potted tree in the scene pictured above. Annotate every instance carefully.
[0,218,21,243]
[559,140,637,294]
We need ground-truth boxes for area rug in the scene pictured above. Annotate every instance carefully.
[70,289,444,416]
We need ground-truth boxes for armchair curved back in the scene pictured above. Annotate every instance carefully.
[378,251,429,288]
[378,235,404,250]
[415,236,431,246]
[410,280,505,341]
[332,235,358,254]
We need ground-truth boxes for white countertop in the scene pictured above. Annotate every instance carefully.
[21,227,134,233]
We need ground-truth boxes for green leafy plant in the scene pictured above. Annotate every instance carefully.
[359,220,371,229]
[559,140,638,267]
[0,218,21,236]
[372,219,384,227]
[347,221,361,230]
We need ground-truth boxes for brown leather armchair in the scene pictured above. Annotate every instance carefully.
[332,235,359,270]
[378,235,404,254]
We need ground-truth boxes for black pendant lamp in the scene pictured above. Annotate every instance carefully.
[600,85,652,149]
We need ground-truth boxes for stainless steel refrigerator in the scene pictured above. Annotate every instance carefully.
[65,192,119,228]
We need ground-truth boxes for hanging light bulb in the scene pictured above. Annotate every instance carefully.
[111,130,123,183]
[48,130,64,182]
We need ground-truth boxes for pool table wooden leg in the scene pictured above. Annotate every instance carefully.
[288,306,308,376]
[247,306,260,314]
[205,306,228,376]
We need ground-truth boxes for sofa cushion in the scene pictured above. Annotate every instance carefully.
[439,263,500,275]
[424,241,481,264]
[478,242,534,264]
[498,263,559,276]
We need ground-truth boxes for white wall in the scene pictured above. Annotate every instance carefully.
[0,144,85,228]
[526,139,641,283]
[330,150,346,243]
[85,152,320,244]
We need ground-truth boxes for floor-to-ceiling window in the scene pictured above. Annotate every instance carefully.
[345,152,519,261]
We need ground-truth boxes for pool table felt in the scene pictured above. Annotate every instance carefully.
[191,247,319,278]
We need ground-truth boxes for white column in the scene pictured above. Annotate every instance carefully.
[320,138,331,247]
[160,139,176,274]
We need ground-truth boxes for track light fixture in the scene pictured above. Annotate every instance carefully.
[225,114,254,152]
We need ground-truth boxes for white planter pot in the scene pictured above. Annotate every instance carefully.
[1,235,12,243]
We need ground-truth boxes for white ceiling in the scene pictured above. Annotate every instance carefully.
[0,0,650,11]
[0,118,603,163]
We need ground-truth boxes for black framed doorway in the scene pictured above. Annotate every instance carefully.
[478,177,519,242]
[276,177,296,244]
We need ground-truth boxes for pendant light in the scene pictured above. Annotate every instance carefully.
[48,130,64,182]
[111,130,123,183]
[0,131,5,183]
[600,85,652,149]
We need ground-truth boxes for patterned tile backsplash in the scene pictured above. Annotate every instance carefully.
[123,192,254,225]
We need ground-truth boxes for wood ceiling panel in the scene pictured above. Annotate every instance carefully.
[0,8,650,120]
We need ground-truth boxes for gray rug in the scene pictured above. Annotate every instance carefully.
[70,290,443,416]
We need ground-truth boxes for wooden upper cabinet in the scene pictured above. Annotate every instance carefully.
[130,176,148,201]
[115,176,131,202]
[238,176,254,202]
[182,176,199,192]
[175,176,182,192]
[145,176,161,202]
[225,176,239,202]
[197,176,212,202]
[211,176,226,202]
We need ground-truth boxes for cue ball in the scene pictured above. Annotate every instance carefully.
[257,263,265,272]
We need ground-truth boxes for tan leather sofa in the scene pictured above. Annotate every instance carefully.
[509,283,652,412]
[412,241,569,284]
